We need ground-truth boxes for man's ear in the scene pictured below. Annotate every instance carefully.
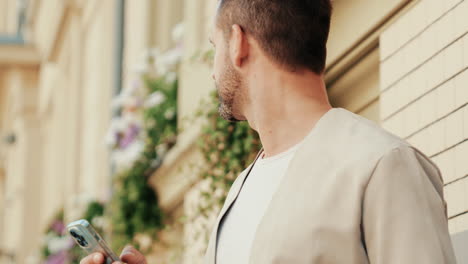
[229,24,249,69]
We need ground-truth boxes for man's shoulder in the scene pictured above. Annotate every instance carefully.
[327,108,410,158]
[329,110,440,182]
[296,108,412,167]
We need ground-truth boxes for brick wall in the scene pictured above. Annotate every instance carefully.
[379,0,468,234]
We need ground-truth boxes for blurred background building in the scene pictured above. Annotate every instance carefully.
[0,0,467,263]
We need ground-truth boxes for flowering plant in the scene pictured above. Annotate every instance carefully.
[107,24,183,252]
[41,210,77,264]
[41,201,105,264]
[106,46,181,172]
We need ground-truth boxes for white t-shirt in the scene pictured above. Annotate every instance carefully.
[216,142,303,264]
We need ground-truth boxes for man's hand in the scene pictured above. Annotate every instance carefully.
[79,245,147,264]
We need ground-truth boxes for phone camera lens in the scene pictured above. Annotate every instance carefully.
[70,230,88,247]
[77,236,88,247]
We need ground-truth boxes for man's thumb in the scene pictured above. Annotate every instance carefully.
[120,246,147,264]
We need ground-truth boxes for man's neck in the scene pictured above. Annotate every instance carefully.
[245,69,332,158]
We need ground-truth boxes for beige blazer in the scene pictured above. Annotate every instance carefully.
[204,107,457,264]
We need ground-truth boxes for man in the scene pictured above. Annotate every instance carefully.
[82,0,457,263]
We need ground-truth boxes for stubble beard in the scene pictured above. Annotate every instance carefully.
[216,60,244,122]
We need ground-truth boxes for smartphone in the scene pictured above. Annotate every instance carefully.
[67,219,120,264]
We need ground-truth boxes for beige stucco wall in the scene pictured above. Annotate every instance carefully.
[150,0,184,51]
[328,48,381,122]
[0,0,19,35]
[0,65,41,263]
[0,0,117,262]
[327,0,409,66]
[379,0,468,233]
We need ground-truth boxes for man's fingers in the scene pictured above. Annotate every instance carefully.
[120,245,147,264]
[80,253,104,264]
[79,245,146,264]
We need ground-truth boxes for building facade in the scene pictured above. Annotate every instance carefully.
[0,0,467,263]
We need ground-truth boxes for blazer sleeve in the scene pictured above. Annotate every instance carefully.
[362,146,457,264]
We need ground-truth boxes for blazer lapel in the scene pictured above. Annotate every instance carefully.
[206,148,264,264]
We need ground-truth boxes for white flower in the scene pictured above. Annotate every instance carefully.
[124,140,144,160]
[92,216,105,229]
[156,144,168,157]
[164,109,175,120]
[111,95,125,110]
[111,91,130,110]
[133,61,150,74]
[122,111,142,125]
[144,91,166,108]
[155,48,182,76]
[165,71,177,83]
[155,59,170,76]
[112,81,141,110]
[132,50,154,74]
[165,48,182,66]
[137,49,154,66]
[134,233,153,252]
[213,188,224,199]
[44,232,55,244]
[149,47,161,60]
[172,23,185,43]
[105,117,127,147]
[48,236,72,254]
[105,130,117,147]
[112,140,145,171]
[122,96,141,109]
[25,254,40,264]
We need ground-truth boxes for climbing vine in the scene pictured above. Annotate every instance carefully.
[196,91,262,210]
[109,74,179,252]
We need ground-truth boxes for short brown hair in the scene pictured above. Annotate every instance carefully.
[217,0,332,74]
